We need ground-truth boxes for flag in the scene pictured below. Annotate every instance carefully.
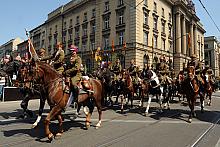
[188,33,191,49]
[123,41,126,50]
[112,40,115,52]
[95,46,102,61]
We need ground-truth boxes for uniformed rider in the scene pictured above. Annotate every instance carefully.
[63,45,82,101]
[40,42,65,74]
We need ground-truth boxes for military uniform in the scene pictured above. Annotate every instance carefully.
[65,55,82,86]
[41,47,65,74]
[112,61,122,81]
[127,63,139,85]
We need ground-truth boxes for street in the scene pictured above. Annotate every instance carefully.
[0,92,220,147]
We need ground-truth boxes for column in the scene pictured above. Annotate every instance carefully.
[194,25,198,57]
[176,12,181,54]
[182,15,186,55]
[190,23,194,56]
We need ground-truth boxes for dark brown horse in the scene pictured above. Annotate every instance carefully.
[26,61,103,141]
[182,66,204,123]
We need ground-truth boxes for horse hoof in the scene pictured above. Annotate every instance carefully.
[48,133,54,142]
[188,118,192,123]
[31,124,37,129]
[55,133,62,139]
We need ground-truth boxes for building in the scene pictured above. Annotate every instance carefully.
[17,40,28,59]
[29,0,205,74]
[204,36,220,77]
[29,23,46,53]
[0,37,23,58]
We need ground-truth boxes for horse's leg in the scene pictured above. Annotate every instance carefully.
[145,95,152,115]
[32,95,46,128]
[55,114,64,139]
[200,94,205,113]
[95,97,102,129]
[85,98,94,129]
[158,94,163,113]
[187,98,193,123]
[207,91,212,106]
[44,105,61,141]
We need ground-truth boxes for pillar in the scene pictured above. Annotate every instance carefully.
[176,12,181,54]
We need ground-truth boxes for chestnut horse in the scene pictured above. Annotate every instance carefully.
[182,66,205,123]
[205,75,214,106]
[26,61,103,141]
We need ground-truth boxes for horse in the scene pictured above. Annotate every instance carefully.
[17,63,46,127]
[204,75,214,106]
[120,70,134,112]
[182,66,205,123]
[140,69,163,115]
[25,61,103,141]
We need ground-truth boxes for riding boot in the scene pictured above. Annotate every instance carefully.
[72,85,79,103]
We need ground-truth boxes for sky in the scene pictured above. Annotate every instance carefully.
[0,0,220,45]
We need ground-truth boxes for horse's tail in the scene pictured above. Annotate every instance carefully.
[90,78,104,109]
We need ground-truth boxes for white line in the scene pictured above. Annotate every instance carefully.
[190,115,220,147]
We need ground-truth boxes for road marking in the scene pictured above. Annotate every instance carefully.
[190,114,220,147]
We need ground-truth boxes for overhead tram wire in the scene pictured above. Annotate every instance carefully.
[198,0,220,34]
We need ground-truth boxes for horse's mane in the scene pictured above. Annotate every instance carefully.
[37,61,61,77]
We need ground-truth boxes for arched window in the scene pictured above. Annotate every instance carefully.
[143,54,149,67]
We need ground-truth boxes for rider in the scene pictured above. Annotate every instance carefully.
[112,59,122,81]
[127,59,139,85]
[63,45,82,102]
[40,42,64,74]
[141,63,149,79]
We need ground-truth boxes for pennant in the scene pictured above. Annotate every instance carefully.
[112,40,115,52]
[95,46,102,61]
[188,33,191,49]
[123,41,126,50]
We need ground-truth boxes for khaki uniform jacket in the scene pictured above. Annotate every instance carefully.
[41,49,65,74]
[65,55,82,86]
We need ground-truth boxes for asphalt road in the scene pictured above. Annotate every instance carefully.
[0,91,220,147]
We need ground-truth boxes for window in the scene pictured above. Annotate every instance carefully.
[76,16,80,24]
[104,36,109,49]
[118,31,124,45]
[154,2,157,12]
[69,19,72,27]
[91,40,95,50]
[75,28,80,38]
[162,8,164,17]
[91,22,96,33]
[161,39,165,50]
[83,26,87,36]
[168,26,172,37]
[63,22,66,29]
[144,0,148,6]
[49,28,52,35]
[144,12,148,25]
[204,44,208,49]
[84,12,87,21]
[153,17,158,30]
[105,1,109,11]
[104,17,110,29]
[69,30,72,41]
[118,11,124,25]
[63,32,66,43]
[82,41,87,51]
[92,9,96,18]
[143,32,148,46]
[118,0,123,6]
[153,35,157,48]
[169,13,172,22]
[161,21,165,33]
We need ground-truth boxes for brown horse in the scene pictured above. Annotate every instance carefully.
[120,70,134,112]
[182,66,205,123]
[26,61,103,141]
[205,75,214,106]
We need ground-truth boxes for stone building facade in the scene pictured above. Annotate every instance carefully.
[29,0,205,74]
[204,36,220,77]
